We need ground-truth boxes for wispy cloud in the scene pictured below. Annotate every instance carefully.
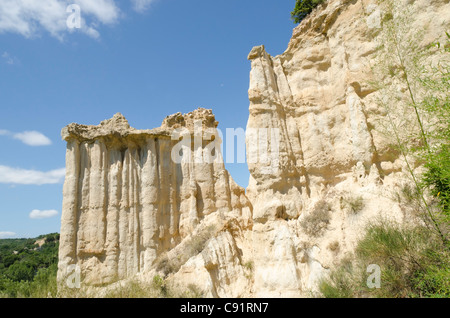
[29,209,58,219]
[0,231,16,238]
[0,165,65,185]
[13,131,52,146]
[130,0,156,13]
[0,129,52,146]
[0,0,120,40]
[2,51,19,65]
[0,0,156,40]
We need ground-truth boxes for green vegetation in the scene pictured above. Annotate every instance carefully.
[319,220,449,298]
[0,233,204,298]
[420,36,450,215]
[0,233,59,298]
[319,0,449,298]
[340,195,365,214]
[369,0,449,246]
[291,0,325,24]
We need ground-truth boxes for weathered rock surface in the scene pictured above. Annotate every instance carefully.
[57,108,251,286]
[242,0,449,296]
[58,0,450,297]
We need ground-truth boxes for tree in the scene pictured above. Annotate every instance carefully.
[5,262,35,282]
[291,0,325,24]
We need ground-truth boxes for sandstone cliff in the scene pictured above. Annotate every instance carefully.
[241,0,449,296]
[58,0,450,297]
[57,109,251,286]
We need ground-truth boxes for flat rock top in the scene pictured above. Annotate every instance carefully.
[61,108,218,141]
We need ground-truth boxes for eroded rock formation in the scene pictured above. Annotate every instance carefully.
[57,109,251,286]
[58,0,450,297]
[242,0,449,296]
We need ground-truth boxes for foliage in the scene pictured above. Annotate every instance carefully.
[422,144,450,213]
[370,0,449,246]
[419,33,450,215]
[318,258,360,298]
[291,0,325,24]
[0,233,59,298]
[319,220,450,298]
[152,274,169,297]
[340,195,365,214]
[300,200,331,237]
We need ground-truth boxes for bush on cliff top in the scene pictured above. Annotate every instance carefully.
[291,0,325,24]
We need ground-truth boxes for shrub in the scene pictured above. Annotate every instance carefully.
[319,219,450,298]
[301,200,331,237]
[152,275,169,297]
[422,144,450,213]
[291,0,325,24]
[340,195,365,214]
[243,261,254,271]
[318,258,357,298]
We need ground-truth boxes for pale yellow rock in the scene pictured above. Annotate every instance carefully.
[57,108,251,286]
[243,0,449,296]
[58,0,450,297]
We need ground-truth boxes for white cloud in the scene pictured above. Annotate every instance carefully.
[0,0,121,40]
[0,231,16,238]
[2,51,15,64]
[83,25,100,39]
[0,165,65,185]
[12,131,52,146]
[0,0,158,40]
[29,209,58,219]
[131,0,156,13]
[75,0,119,24]
[0,129,52,146]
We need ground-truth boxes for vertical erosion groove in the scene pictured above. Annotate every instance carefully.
[59,109,252,285]
[106,148,121,281]
[77,142,90,257]
[59,140,80,273]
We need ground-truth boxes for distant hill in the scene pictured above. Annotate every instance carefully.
[0,233,59,297]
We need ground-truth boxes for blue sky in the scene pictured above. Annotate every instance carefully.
[0,0,296,238]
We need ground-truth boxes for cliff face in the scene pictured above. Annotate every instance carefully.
[58,0,450,297]
[57,109,251,286]
[243,0,450,296]
[246,0,450,215]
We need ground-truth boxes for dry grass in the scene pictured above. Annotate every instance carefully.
[301,200,332,237]
[340,195,365,214]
